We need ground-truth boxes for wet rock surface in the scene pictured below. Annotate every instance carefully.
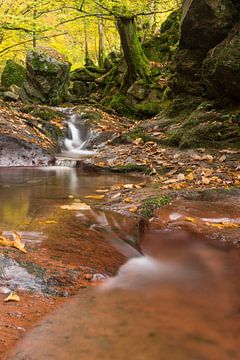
[0,101,63,166]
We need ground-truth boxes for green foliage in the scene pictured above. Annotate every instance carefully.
[140,195,172,218]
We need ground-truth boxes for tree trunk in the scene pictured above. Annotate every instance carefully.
[98,17,105,68]
[84,16,91,66]
[33,9,37,48]
[116,16,149,86]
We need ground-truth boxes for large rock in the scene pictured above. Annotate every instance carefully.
[1,60,26,88]
[180,0,234,51]
[173,0,236,95]
[20,47,71,105]
[203,24,240,100]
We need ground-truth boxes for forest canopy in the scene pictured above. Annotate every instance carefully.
[0,0,181,69]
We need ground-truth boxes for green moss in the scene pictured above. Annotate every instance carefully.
[1,60,26,88]
[143,10,180,63]
[134,101,161,116]
[112,163,152,174]
[108,93,128,113]
[140,195,172,218]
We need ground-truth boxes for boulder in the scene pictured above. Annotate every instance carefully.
[2,91,19,102]
[127,81,148,100]
[20,47,71,105]
[180,0,234,51]
[1,60,26,88]
[203,25,240,100]
[172,0,236,95]
[71,67,103,82]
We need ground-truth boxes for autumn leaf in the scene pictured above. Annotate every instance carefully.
[85,195,105,200]
[129,206,138,213]
[60,202,91,210]
[12,231,27,253]
[124,197,133,203]
[4,292,20,302]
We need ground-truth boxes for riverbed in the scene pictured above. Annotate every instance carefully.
[0,167,239,360]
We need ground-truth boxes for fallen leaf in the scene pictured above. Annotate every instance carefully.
[185,172,194,181]
[201,176,211,185]
[111,192,121,199]
[129,206,138,213]
[219,155,227,162]
[123,184,134,189]
[185,217,196,223]
[96,189,109,193]
[177,173,185,181]
[45,220,57,225]
[12,232,27,253]
[85,195,105,200]
[124,197,133,203]
[4,292,20,302]
[60,203,91,210]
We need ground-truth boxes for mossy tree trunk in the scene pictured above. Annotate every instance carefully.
[117,16,149,86]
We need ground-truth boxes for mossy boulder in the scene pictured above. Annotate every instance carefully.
[127,81,148,100]
[71,67,104,82]
[143,10,180,62]
[202,25,240,100]
[20,47,71,105]
[167,107,240,148]
[1,60,26,88]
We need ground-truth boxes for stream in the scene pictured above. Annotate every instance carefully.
[1,111,240,360]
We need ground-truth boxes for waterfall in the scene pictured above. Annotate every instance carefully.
[56,112,95,167]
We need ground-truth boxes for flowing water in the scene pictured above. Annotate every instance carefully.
[1,116,240,360]
[0,167,238,360]
[55,111,95,167]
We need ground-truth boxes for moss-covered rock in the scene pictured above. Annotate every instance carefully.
[180,0,234,51]
[70,67,101,82]
[20,47,71,105]
[140,195,172,218]
[202,25,240,100]
[1,60,26,88]
[143,10,180,63]
[167,106,240,148]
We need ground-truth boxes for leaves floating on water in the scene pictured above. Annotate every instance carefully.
[60,202,91,211]
[0,231,26,253]
[4,292,20,303]
[85,195,105,200]
[45,220,58,225]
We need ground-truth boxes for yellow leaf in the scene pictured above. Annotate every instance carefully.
[85,195,105,200]
[45,220,57,225]
[4,292,20,302]
[129,206,138,213]
[123,184,134,189]
[185,172,194,181]
[185,217,196,223]
[124,197,133,203]
[60,202,91,210]
[201,176,211,185]
[12,231,27,253]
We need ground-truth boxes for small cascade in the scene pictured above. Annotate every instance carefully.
[56,111,95,167]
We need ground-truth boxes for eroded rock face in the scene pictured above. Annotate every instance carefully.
[180,0,234,51]
[203,24,240,99]
[20,47,71,105]
[173,0,238,96]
